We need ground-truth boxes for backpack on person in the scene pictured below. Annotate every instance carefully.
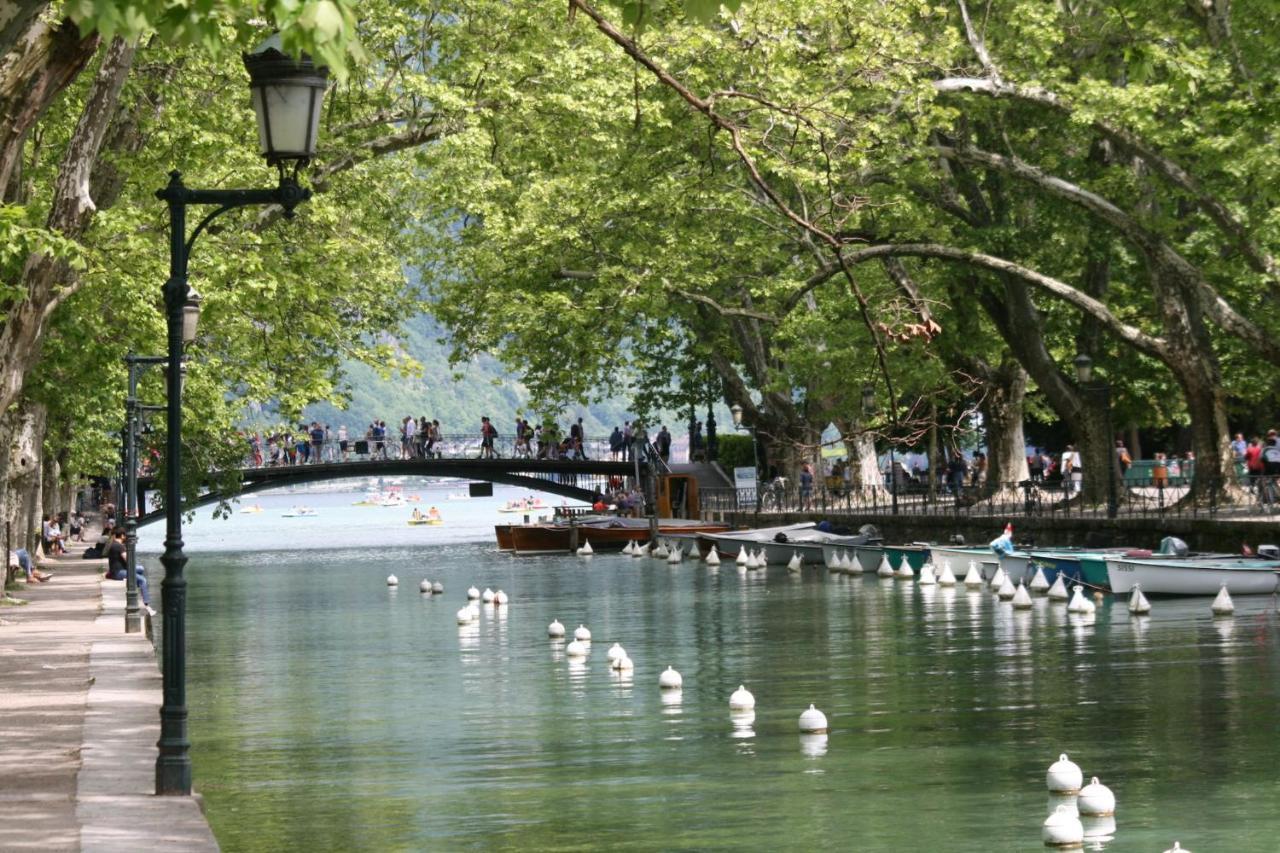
[1263,443,1280,464]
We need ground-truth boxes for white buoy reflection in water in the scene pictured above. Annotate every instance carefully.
[1047,792,1079,818]
[1080,814,1116,844]
[729,709,756,739]
[799,733,828,759]
[660,689,683,712]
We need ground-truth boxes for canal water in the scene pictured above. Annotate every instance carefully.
[139,482,1280,851]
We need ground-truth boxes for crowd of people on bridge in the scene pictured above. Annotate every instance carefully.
[241,416,675,468]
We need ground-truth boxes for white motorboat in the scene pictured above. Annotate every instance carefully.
[282,506,317,518]
[1104,555,1280,596]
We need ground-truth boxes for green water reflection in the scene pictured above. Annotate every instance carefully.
[183,543,1280,851]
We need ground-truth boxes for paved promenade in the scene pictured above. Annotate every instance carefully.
[0,546,218,851]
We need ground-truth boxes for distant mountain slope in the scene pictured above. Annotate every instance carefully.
[299,313,691,438]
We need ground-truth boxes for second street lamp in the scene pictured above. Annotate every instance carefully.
[154,36,328,797]
[730,403,761,512]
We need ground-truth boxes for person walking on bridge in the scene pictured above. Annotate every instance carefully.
[480,416,498,459]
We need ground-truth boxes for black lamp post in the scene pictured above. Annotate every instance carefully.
[730,403,761,512]
[863,384,898,516]
[123,353,167,633]
[154,36,327,797]
[705,404,717,462]
[1074,354,1119,519]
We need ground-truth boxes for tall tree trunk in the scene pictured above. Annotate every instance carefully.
[6,400,46,554]
[980,358,1030,496]
[0,35,134,414]
[0,15,99,200]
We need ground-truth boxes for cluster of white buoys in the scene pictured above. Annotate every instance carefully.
[453,583,509,625]
[418,579,445,594]
[1042,754,1117,847]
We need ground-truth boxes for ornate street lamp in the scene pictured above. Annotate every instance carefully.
[154,35,327,797]
[1074,353,1119,519]
[730,404,762,512]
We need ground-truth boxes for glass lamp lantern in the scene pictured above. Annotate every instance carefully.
[242,34,329,167]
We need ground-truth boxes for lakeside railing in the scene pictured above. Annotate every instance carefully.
[240,433,639,467]
[701,476,1280,520]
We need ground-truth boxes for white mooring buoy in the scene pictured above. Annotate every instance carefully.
[577,540,594,557]
[877,555,895,578]
[1047,575,1069,601]
[653,543,669,559]
[611,654,634,671]
[668,545,683,564]
[705,545,720,565]
[895,560,914,580]
[729,684,756,710]
[736,548,749,566]
[938,561,957,585]
[482,587,495,603]
[455,607,473,625]
[989,565,1007,589]
[386,574,399,587]
[659,666,683,689]
[1012,582,1034,610]
[573,624,591,642]
[1041,804,1084,848]
[565,639,588,658]
[1211,584,1234,616]
[1068,585,1091,613]
[634,541,649,558]
[798,704,828,733]
[1077,777,1116,817]
[997,575,1017,600]
[963,562,984,588]
[1030,566,1051,593]
[432,581,444,595]
[606,642,626,663]
[419,579,432,593]
[919,563,937,585]
[787,552,802,572]
[1128,584,1151,615]
[493,589,508,605]
[548,619,566,638]
[1046,753,1084,793]
[467,585,480,600]
[622,540,635,556]
[1162,843,1191,853]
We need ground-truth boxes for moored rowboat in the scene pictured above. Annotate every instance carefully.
[1105,556,1280,596]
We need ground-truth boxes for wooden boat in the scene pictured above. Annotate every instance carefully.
[495,524,515,551]
[506,517,731,555]
[1104,555,1280,595]
[929,544,1031,583]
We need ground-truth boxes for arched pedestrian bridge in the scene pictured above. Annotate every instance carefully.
[135,455,638,527]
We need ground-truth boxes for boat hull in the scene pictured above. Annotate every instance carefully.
[508,521,731,555]
[1105,558,1280,596]
[928,546,1030,583]
[883,544,930,572]
[495,524,514,551]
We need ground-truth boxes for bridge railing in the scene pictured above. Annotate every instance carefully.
[243,433,643,467]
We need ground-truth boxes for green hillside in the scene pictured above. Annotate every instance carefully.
[296,313,693,438]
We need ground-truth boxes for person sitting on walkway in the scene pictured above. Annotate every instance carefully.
[103,527,154,614]
[10,548,52,583]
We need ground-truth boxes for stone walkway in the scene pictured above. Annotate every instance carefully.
[0,546,218,851]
